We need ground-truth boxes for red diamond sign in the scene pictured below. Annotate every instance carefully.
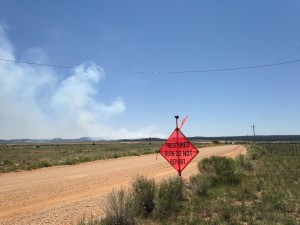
[160,128,199,175]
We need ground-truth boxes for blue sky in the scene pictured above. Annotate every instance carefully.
[0,1,300,139]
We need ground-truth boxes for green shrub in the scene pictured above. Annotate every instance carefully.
[77,217,103,225]
[249,151,260,160]
[155,176,186,219]
[64,158,78,165]
[3,159,14,165]
[212,140,220,145]
[112,153,119,159]
[189,174,212,195]
[131,175,156,216]
[236,180,256,201]
[248,145,266,160]
[236,155,253,171]
[198,156,241,185]
[102,188,135,225]
[39,159,52,168]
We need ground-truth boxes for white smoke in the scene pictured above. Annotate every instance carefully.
[0,26,163,139]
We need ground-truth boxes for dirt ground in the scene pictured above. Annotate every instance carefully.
[0,145,246,225]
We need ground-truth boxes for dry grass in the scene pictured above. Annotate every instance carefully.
[0,141,162,173]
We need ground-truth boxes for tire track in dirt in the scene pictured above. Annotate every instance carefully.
[0,145,246,225]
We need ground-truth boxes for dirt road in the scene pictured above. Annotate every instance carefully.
[0,145,246,225]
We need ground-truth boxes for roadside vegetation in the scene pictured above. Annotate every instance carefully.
[79,143,300,225]
[0,141,211,173]
[0,142,161,173]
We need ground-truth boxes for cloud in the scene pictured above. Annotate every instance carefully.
[0,26,163,139]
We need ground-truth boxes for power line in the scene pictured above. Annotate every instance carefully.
[1,57,300,74]
[0,58,74,69]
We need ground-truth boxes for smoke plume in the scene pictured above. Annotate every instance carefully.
[0,26,163,139]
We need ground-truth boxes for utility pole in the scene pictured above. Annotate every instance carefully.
[251,124,256,142]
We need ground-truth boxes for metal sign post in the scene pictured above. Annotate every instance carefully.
[174,116,181,176]
[160,116,199,176]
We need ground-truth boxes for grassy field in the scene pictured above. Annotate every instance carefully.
[173,143,300,225]
[0,141,161,173]
[79,143,300,225]
[0,141,211,173]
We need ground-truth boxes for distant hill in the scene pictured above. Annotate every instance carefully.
[0,137,93,144]
[1,135,300,144]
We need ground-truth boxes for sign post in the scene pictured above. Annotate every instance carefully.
[160,116,199,176]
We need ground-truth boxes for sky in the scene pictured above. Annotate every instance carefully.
[0,0,300,139]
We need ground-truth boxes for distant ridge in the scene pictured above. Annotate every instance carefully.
[1,135,300,144]
[0,137,93,144]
